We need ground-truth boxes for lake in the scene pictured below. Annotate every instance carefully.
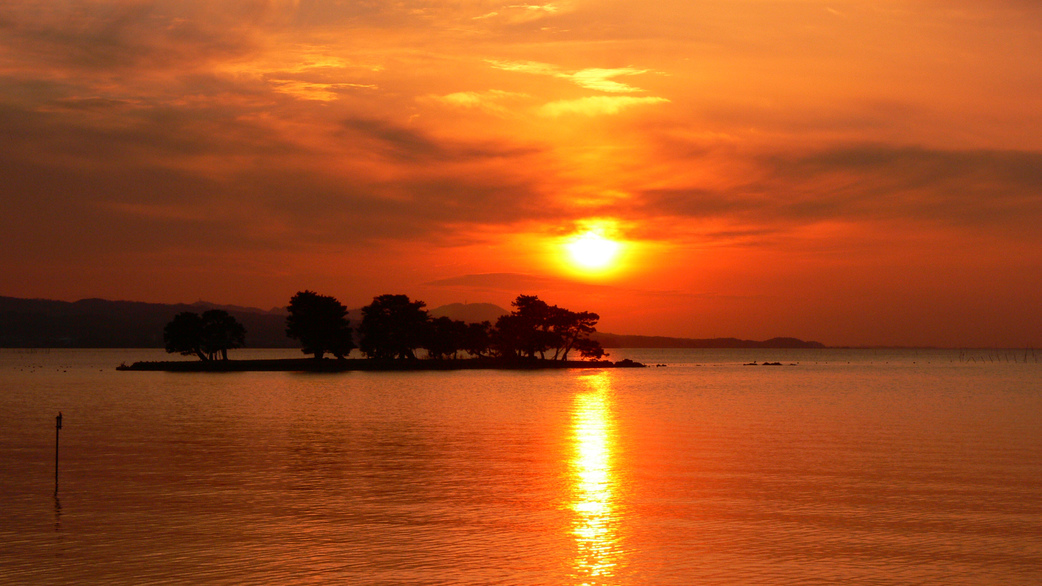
[1,348,1040,584]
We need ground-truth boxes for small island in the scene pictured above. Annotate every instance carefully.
[119,357,647,372]
[120,292,647,372]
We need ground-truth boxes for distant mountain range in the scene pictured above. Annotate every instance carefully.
[0,296,825,349]
[590,333,825,349]
[0,296,294,348]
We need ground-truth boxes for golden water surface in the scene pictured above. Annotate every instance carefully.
[1,348,1040,584]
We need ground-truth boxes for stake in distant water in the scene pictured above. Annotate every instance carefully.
[54,412,62,495]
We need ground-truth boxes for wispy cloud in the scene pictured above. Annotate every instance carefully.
[539,95,669,117]
[569,68,655,93]
[426,90,530,114]
[472,3,561,23]
[618,144,1042,240]
[269,79,377,101]
[487,60,656,93]
[508,4,559,14]
[339,117,541,163]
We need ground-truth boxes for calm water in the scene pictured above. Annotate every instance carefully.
[1,348,1040,584]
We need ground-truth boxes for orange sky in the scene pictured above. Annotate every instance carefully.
[2,1,1040,347]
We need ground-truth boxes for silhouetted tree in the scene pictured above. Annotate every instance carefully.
[359,294,429,359]
[164,312,208,361]
[572,337,606,360]
[463,321,493,358]
[423,316,469,359]
[491,295,604,361]
[200,309,246,360]
[490,314,533,358]
[494,295,553,358]
[550,308,600,361]
[285,290,354,359]
[493,295,558,358]
[164,310,246,361]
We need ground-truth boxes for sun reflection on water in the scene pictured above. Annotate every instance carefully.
[570,371,621,585]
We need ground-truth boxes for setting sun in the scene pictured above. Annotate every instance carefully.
[565,232,621,272]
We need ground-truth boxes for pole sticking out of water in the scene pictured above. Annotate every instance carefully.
[55,412,62,495]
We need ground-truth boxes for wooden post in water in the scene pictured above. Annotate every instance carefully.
[55,412,62,495]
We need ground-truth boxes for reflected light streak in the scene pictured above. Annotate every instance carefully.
[570,371,622,584]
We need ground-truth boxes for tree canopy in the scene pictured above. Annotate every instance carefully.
[156,287,608,364]
[492,295,604,360]
[351,293,603,361]
[200,309,246,360]
[285,290,354,359]
[164,309,245,361]
[159,291,607,364]
[164,312,206,360]
[359,294,429,359]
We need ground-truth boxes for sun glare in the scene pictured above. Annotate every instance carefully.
[566,231,621,271]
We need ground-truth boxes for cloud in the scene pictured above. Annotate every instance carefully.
[269,79,377,101]
[487,60,656,93]
[0,2,263,74]
[339,117,541,163]
[423,272,716,301]
[470,3,561,24]
[624,144,1042,238]
[758,145,1042,229]
[568,68,655,93]
[0,94,561,266]
[426,90,530,114]
[486,59,563,77]
[539,95,670,117]
[508,4,559,14]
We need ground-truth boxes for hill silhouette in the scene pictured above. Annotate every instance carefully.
[591,332,826,349]
[0,296,293,348]
[0,296,826,349]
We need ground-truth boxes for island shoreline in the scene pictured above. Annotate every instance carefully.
[119,357,647,372]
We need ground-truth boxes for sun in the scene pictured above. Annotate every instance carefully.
[566,231,621,271]
[552,218,631,278]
